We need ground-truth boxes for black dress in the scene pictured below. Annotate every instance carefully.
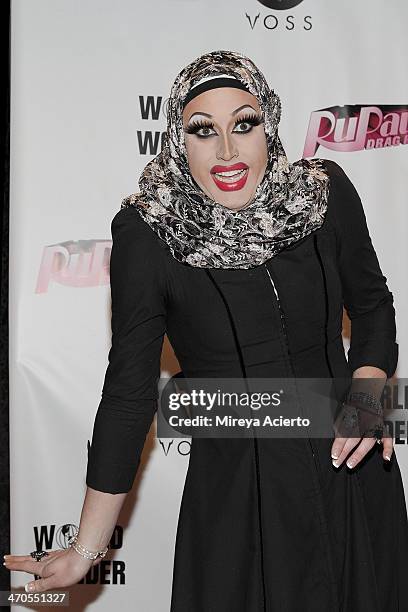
[86,159,408,612]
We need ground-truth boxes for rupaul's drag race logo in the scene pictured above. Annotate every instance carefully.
[246,0,312,31]
[31,523,126,584]
[36,97,168,291]
[35,240,111,293]
[304,104,408,157]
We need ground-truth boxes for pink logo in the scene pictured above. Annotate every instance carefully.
[35,240,111,293]
[303,105,408,157]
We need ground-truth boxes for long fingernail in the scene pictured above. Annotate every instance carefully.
[25,583,34,592]
[346,459,354,468]
[331,453,338,459]
[384,455,391,461]
[332,459,339,467]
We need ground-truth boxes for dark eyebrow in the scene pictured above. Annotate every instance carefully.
[187,104,257,122]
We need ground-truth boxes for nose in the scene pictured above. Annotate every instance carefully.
[216,130,239,161]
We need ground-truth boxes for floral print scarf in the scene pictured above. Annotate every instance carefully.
[121,49,330,269]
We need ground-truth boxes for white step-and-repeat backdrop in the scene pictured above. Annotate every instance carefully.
[9,0,408,609]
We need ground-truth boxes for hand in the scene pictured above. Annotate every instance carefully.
[3,547,101,593]
[331,400,393,469]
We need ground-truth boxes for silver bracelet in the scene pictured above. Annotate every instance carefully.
[67,529,109,560]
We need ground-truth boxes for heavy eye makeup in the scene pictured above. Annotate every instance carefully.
[184,113,264,138]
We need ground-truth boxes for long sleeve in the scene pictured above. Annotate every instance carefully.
[86,206,167,494]
[324,159,398,379]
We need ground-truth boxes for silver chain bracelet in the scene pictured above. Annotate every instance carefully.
[67,529,109,560]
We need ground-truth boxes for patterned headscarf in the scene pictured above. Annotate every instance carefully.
[121,49,330,269]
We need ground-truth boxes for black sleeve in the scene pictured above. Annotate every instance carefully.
[324,159,398,379]
[86,206,167,494]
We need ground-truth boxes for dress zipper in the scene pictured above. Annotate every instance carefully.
[264,262,340,610]
[263,264,317,464]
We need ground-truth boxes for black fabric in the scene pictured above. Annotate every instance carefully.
[0,0,10,599]
[182,76,250,109]
[86,159,407,611]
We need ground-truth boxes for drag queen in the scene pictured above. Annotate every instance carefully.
[4,50,408,611]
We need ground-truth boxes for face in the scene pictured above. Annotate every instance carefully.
[182,87,268,211]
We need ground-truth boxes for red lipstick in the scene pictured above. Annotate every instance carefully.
[210,162,249,192]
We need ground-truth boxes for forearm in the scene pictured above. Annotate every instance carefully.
[76,486,127,551]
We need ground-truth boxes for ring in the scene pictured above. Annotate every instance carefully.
[30,550,49,562]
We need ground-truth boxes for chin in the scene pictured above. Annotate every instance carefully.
[201,181,255,209]
[220,201,248,211]
[216,190,254,211]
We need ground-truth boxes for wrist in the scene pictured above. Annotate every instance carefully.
[68,528,110,560]
[344,390,383,415]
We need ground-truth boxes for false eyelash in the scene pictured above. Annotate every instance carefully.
[236,113,264,128]
[184,113,264,136]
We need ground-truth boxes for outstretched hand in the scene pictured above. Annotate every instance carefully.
[3,547,101,593]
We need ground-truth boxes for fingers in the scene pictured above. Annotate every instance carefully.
[3,554,61,593]
[341,437,376,468]
[331,434,395,470]
[3,550,63,575]
[24,576,60,593]
[331,437,360,467]
[3,558,49,576]
[382,437,393,462]
[4,550,61,564]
